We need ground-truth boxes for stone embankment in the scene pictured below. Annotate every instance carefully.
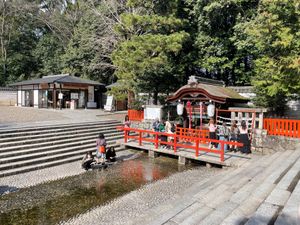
[63,144,300,225]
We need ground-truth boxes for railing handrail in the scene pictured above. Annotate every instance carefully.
[116,126,243,162]
[264,118,300,122]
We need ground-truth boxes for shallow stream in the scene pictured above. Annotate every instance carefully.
[0,152,196,225]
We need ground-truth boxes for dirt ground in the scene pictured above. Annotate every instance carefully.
[0,106,126,125]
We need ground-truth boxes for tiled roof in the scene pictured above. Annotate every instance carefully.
[9,74,104,86]
[168,82,248,103]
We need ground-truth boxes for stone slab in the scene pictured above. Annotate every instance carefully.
[220,208,248,225]
[275,180,300,225]
[265,189,291,206]
[170,202,204,224]
[179,205,213,225]
[198,201,238,225]
[245,202,280,225]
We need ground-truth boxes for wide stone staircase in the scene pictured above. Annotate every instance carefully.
[132,147,300,225]
[0,120,124,177]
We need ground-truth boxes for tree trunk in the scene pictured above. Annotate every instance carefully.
[127,90,135,108]
[152,90,158,105]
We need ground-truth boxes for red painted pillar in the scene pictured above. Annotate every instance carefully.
[155,133,158,149]
[124,129,128,143]
[173,134,177,153]
[139,131,142,146]
[195,139,199,157]
[221,142,224,162]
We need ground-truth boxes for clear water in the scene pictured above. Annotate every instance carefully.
[0,153,195,225]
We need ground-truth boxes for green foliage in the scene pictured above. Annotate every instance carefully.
[0,0,299,114]
[192,0,259,85]
[33,34,64,76]
[130,98,144,110]
[112,1,190,104]
[235,0,300,112]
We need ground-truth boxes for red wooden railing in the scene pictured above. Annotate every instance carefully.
[176,127,209,143]
[116,126,243,162]
[263,118,300,138]
[128,109,144,121]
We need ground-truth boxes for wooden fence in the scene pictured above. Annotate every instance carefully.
[263,118,300,138]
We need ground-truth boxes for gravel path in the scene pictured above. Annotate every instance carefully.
[0,150,135,195]
[62,166,223,225]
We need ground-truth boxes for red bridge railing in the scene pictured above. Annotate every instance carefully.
[263,118,300,138]
[176,127,209,143]
[116,126,243,162]
[128,109,144,121]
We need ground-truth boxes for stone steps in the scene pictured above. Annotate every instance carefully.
[0,136,123,165]
[245,152,300,225]
[0,146,125,177]
[137,148,300,225]
[275,179,300,225]
[220,150,300,225]
[0,122,121,142]
[0,127,122,148]
[0,133,123,159]
[0,120,125,177]
[0,120,119,135]
[188,151,288,225]
[131,154,271,225]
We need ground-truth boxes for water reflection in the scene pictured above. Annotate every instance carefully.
[0,153,194,225]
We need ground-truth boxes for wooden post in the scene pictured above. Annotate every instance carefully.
[124,129,128,143]
[195,139,199,157]
[139,131,142,146]
[173,133,177,153]
[155,133,158,149]
[220,142,224,162]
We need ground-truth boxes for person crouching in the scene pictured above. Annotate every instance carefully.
[82,151,94,170]
[106,147,116,162]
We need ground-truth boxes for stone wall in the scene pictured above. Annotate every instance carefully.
[252,129,300,154]
[131,120,153,130]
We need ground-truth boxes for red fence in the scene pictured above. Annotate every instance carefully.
[176,127,209,143]
[263,118,300,138]
[128,110,144,121]
[116,126,243,162]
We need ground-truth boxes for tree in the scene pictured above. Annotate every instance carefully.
[192,0,259,85]
[112,0,190,105]
[33,33,64,76]
[62,0,127,84]
[0,0,40,85]
[234,0,300,112]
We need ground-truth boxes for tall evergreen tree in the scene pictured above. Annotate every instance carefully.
[192,0,259,85]
[112,0,191,104]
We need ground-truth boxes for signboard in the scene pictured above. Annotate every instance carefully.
[71,93,79,99]
[144,105,162,120]
[58,93,63,100]
[104,95,114,111]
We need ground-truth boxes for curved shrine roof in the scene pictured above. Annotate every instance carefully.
[167,82,248,104]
